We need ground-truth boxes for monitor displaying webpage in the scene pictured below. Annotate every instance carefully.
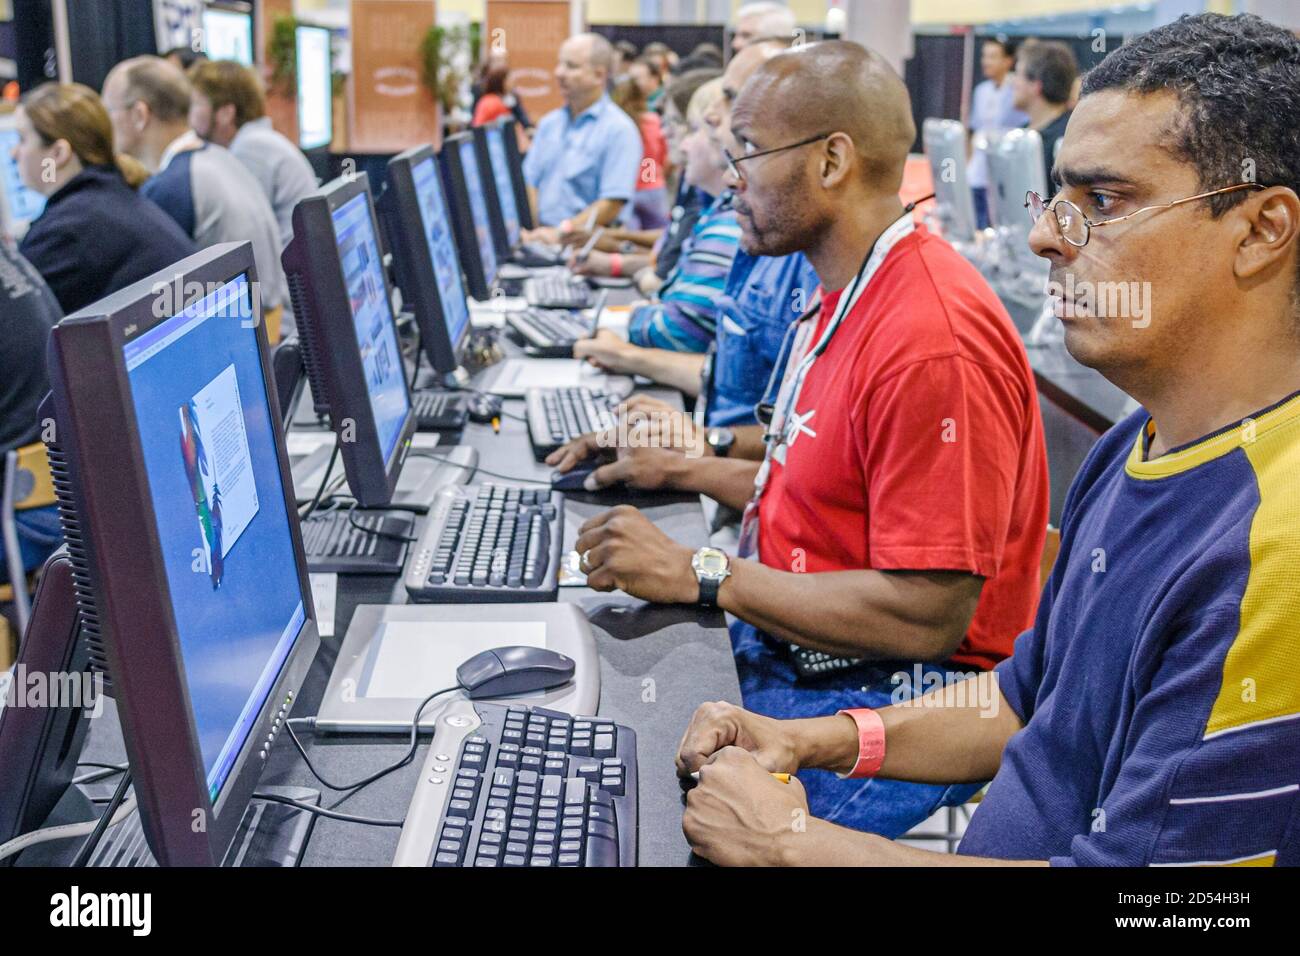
[332,192,409,463]
[123,273,307,801]
[412,156,471,347]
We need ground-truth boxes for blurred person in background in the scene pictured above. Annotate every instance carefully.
[967,36,1028,229]
[612,75,670,228]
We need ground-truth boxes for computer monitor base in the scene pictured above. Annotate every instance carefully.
[13,785,320,867]
[293,440,478,512]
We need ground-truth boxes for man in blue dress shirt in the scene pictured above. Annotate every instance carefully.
[522,33,644,237]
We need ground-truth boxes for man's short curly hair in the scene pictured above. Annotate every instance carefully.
[1082,12,1300,217]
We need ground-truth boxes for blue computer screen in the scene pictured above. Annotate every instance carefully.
[0,126,48,227]
[459,138,498,286]
[123,273,307,802]
[331,192,409,462]
[412,156,471,348]
[485,128,521,248]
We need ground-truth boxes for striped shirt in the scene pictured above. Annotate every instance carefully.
[960,391,1300,866]
[628,192,740,353]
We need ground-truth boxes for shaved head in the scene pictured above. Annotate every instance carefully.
[733,40,915,193]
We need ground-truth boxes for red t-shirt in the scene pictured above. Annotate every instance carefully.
[757,225,1048,670]
[636,112,667,191]
[473,94,511,127]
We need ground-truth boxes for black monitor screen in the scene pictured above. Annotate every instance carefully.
[122,272,307,802]
[412,155,471,349]
[485,126,521,249]
[331,192,409,463]
[459,137,498,287]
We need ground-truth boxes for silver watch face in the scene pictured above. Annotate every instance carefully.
[694,549,729,576]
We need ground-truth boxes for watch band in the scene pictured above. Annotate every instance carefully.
[697,575,721,606]
[836,708,886,779]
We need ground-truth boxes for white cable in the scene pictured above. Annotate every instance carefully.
[0,796,137,863]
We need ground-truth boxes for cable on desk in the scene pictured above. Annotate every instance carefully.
[345,503,419,543]
[70,770,132,867]
[250,792,404,829]
[73,761,130,785]
[408,450,550,486]
[283,685,459,795]
[0,796,139,864]
[298,438,341,521]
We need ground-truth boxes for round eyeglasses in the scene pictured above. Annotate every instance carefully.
[1025,182,1266,248]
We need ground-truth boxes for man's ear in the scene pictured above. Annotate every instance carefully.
[820,132,853,188]
[1235,186,1300,282]
[128,99,150,132]
[216,103,238,131]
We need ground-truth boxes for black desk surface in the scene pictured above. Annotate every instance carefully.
[81,357,738,868]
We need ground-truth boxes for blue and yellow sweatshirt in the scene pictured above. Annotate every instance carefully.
[959,392,1300,866]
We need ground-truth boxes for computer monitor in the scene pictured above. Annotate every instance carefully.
[922,118,979,246]
[498,118,535,230]
[0,114,48,240]
[295,24,333,151]
[281,172,415,507]
[381,144,473,376]
[439,132,498,301]
[201,6,254,66]
[473,122,522,260]
[42,241,321,866]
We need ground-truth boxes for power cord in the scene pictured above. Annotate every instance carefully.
[0,796,139,864]
[345,503,419,543]
[250,792,404,828]
[298,438,341,520]
[70,769,132,867]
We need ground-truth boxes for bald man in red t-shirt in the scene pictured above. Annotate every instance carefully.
[573,41,1048,836]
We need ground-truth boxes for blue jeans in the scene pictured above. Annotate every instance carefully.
[0,504,63,585]
[972,186,991,231]
[729,619,985,838]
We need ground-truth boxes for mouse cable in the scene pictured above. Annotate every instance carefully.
[250,792,405,829]
[441,383,528,422]
[70,769,132,867]
[73,761,130,786]
[407,450,551,486]
[282,685,460,795]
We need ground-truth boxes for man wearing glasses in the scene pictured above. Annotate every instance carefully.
[569,38,1050,839]
[676,12,1300,866]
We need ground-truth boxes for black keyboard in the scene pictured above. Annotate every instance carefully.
[301,509,412,574]
[399,701,637,867]
[507,308,594,358]
[791,645,866,680]
[514,242,564,268]
[525,387,617,460]
[404,483,564,602]
[524,273,594,310]
[412,390,469,431]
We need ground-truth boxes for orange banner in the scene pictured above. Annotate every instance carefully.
[349,0,440,153]
[485,0,573,123]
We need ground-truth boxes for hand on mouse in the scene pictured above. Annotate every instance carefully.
[682,746,811,867]
[573,505,697,604]
[675,700,803,778]
[583,444,690,492]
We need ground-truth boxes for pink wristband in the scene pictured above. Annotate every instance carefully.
[837,708,886,778]
[609,252,623,277]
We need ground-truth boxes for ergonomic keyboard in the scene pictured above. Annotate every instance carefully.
[791,645,866,680]
[302,509,412,574]
[525,386,617,460]
[524,273,594,310]
[412,390,470,431]
[393,699,637,867]
[506,308,594,358]
[404,483,564,602]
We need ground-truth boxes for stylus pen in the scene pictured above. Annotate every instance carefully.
[582,208,599,233]
[586,289,609,338]
[688,770,791,784]
[575,228,604,264]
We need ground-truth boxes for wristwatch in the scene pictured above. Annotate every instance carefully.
[691,547,732,606]
[706,426,735,458]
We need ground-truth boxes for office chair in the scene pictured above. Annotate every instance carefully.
[2,441,57,651]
